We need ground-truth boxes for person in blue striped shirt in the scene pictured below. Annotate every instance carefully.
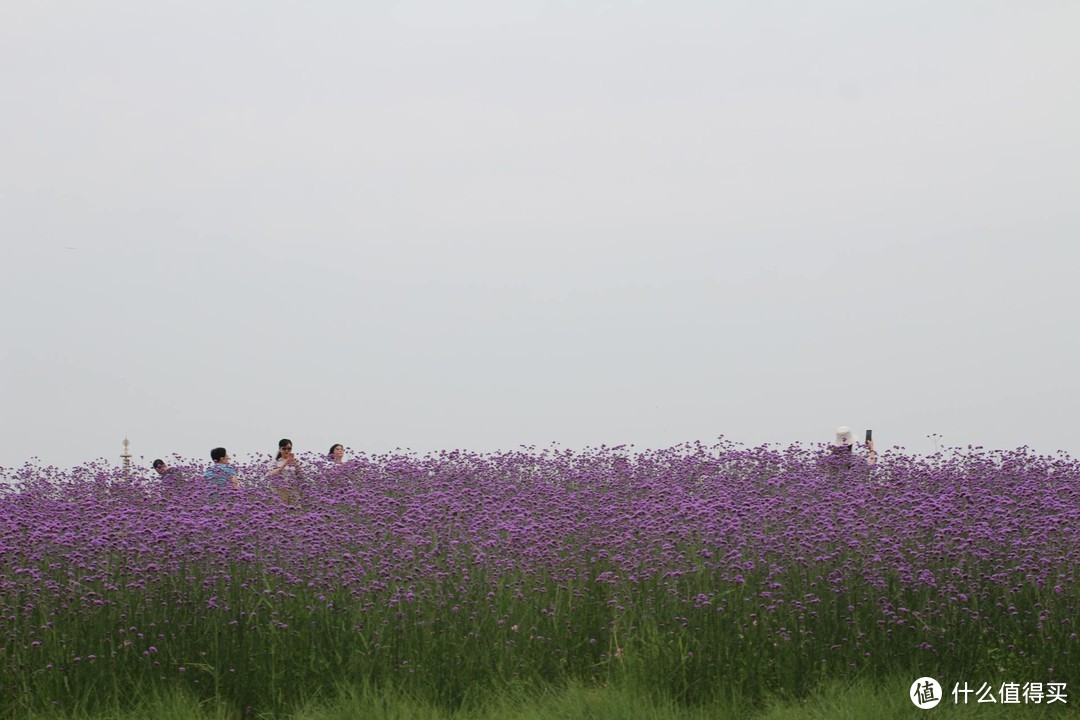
[203,447,239,490]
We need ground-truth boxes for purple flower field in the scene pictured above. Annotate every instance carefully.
[1,441,1077,716]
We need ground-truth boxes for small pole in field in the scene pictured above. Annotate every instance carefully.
[121,436,132,476]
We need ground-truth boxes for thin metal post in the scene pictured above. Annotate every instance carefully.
[121,437,132,476]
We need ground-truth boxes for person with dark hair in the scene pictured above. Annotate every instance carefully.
[152,458,181,484]
[328,444,345,464]
[266,438,301,503]
[266,438,300,476]
[204,447,239,490]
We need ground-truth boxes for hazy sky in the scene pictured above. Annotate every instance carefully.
[2,1,1078,469]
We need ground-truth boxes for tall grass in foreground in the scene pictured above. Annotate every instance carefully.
[14,678,1080,720]
[1,442,1076,717]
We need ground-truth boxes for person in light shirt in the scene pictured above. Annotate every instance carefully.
[266,438,302,503]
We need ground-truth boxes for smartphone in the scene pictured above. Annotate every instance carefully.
[865,429,873,442]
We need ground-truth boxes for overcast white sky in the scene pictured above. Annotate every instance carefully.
[2,1,1078,469]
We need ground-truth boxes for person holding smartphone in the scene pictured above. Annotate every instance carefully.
[830,427,876,467]
[266,438,302,503]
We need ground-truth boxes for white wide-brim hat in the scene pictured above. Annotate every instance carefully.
[833,426,855,446]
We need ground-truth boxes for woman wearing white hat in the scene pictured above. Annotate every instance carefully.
[830,426,876,466]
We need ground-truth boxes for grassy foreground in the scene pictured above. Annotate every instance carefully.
[15,678,1080,720]
[3,447,1076,717]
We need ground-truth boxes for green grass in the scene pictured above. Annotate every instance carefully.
[15,678,1079,720]
[7,557,1075,718]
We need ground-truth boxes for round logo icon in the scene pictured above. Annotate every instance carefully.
[911,677,943,709]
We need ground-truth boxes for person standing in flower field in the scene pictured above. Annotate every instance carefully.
[152,458,175,478]
[266,438,302,504]
[152,458,184,487]
[328,444,345,464]
[203,447,239,490]
[830,426,875,464]
[827,426,876,479]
